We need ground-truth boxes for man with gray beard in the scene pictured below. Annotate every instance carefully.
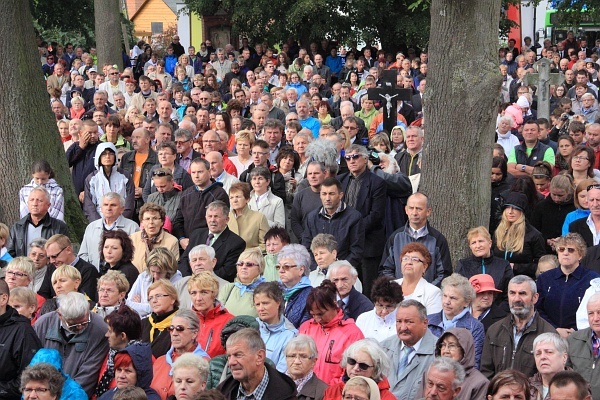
[480,275,556,378]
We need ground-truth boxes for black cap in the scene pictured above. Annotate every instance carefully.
[503,192,528,212]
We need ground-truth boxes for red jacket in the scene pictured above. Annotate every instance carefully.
[299,309,364,385]
[323,376,396,400]
[194,303,234,358]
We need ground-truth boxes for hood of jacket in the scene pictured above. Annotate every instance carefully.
[95,142,118,170]
[220,315,260,347]
[29,348,64,373]
[120,342,154,389]
[435,327,475,371]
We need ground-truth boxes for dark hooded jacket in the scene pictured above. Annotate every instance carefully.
[430,328,489,400]
[98,342,160,400]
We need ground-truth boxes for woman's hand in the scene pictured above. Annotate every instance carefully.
[132,295,141,303]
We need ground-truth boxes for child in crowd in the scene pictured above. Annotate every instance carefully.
[9,287,38,325]
[536,254,559,278]
[19,160,65,221]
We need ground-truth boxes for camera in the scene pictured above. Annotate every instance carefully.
[366,147,380,166]
[561,114,569,121]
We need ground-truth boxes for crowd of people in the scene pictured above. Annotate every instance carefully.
[5,31,600,400]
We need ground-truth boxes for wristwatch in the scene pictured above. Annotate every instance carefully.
[521,164,526,172]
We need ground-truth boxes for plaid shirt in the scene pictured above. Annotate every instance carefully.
[237,367,269,400]
[19,179,65,221]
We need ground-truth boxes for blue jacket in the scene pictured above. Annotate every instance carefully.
[257,316,298,372]
[28,349,86,400]
[284,285,312,328]
[427,310,485,370]
[98,342,161,400]
[164,54,178,76]
[325,55,343,74]
[536,265,600,329]
[562,209,590,235]
[285,82,307,99]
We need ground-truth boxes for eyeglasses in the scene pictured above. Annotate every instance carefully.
[374,303,397,311]
[275,264,299,271]
[63,314,91,331]
[401,256,424,264]
[286,353,313,361]
[48,247,67,260]
[98,287,117,294]
[573,156,589,161]
[237,261,259,268]
[342,125,358,131]
[168,325,191,332]
[344,154,363,160]
[199,97,211,100]
[5,270,28,278]
[202,139,220,144]
[343,396,368,400]
[175,140,191,145]
[346,357,374,371]
[556,246,577,254]
[110,72,120,75]
[23,388,50,395]
[152,170,172,177]
[252,151,269,156]
[439,342,460,351]
[148,293,171,301]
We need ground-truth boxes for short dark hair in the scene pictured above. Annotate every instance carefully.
[253,139,269,150]
[253,282,285,316]
[105,305,142,341]
[549,370,589,400]
[264,226,291,245]
[306,279,338,312]
[99,230,135,264]
[371,277,404,305]
[320,177,342,192]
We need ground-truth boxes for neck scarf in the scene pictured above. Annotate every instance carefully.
[283,276,312,302]
[289,370,313,393]
[95,339,144,397]
[442,307,471,330]
[234,276,266,296]
[33,266,47,293]
[148,309,176,342]
[142,229,162,258]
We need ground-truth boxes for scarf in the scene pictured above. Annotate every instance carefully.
[33,266,47,293]
[148,309,176,342]
[234,276,266,296]
[442,307,471,331]
[142,229,162,258]
[290,370,313,393]
[283,276,312,302]
[95,339,144,397]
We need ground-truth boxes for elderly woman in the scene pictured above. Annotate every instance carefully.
[140,279,180,358]
[424,328,489,400]
[356,277,403,342]
[529,333,570,400]
[4,257,45,312]
[468,274,508,332]
[493,191,546,279]
[284,335,327,400]
[40,265,83,315]
[427,273,485,369]
[324,338,395,400]
[187,272,233,358]
[486,369,530,400]
[456,226,513,304]
[93,271,130,319]
[151,309,209,400]
[536,233,600,337]
[96,305,143,398]
[130,204,179,273]
[253,282,298,372]
[127,248,182,317]
[341,376,381,400]
[27,239,50,297]
[248,166,285,228]
[276,244,313,328]
[394,242,442,314]
[21,363,65,400]
[143,142,193,202]
[218,248,266,317]
[299,280,364,384]
[227,182,270,252]
[167,353,209,400]
[99,230,139,290]
[98,342,160,400]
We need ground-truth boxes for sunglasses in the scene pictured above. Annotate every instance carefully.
[346,357,374,371]
[344,154,363,160]
[275,264,298,271]
[237,262,259,268]
[556,247,577,254]
[167,325,191,332]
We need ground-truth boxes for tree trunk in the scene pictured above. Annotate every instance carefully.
[0,1,88,240]
[95,0,123,70]
[421,0,502,263]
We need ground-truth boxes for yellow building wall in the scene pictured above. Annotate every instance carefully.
[191,12,203,49]
[132,0,177,37]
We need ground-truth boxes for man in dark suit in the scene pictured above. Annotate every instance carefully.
[338,144,387,297]
[328,261,373,321]
[412,78,425,115]
[178,201,245,281]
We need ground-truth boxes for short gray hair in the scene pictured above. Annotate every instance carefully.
[206,200,230,216]
[29,186,50,202]
[172,353,209,383]
[28,238,47,250]
[346,144,369,158]
[509,275,537,295]
[341,339,391,381]
[441,274,476,305]
[174,128,193,141]
[174,309,200,332]
[227,328,265,352]
[284,335,318,359]
[428,357,466,390]
[327,260,358,279]
[103,192,125,207]
[398,299,428,320]
[533,332,568,355]
[189,245,215,261]
[21,364,65,398]
[277,244,311,276]
[57,292,90,320]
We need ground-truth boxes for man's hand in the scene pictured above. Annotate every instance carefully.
[556,327,574,338]
[79,131,89,149]
[79,191,85,203]
[135,187,143,199]
[179,238,189,250]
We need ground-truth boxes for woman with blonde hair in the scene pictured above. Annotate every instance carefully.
[127,247,182,317]
[493,192,546,279]
[40,265,84,315]
[218,248,266,317]
[230,130,255,175]
[140,279,179,358]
